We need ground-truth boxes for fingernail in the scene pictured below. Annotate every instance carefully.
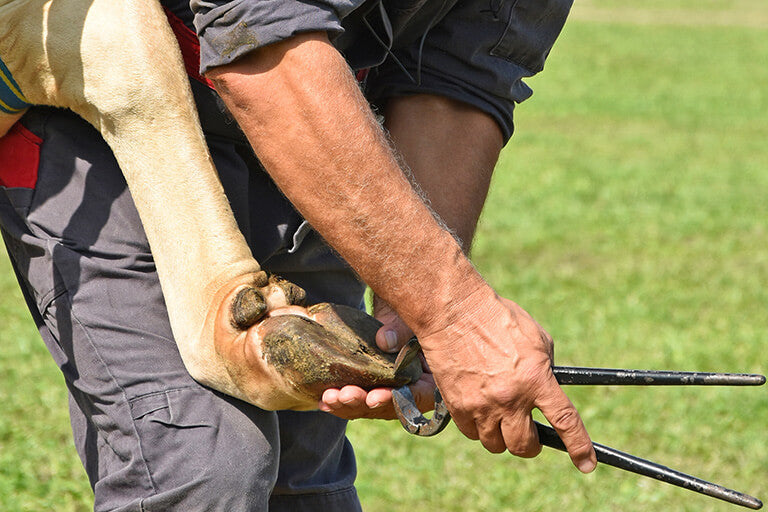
[577,458,596,474]
[341,397,356,405]
[369,401,383,408]
[384,330,398,351]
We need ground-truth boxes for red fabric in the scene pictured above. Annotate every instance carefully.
[163,8,215,90]
[0,123,41,189]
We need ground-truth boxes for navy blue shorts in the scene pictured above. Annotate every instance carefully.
[189,0,574,141]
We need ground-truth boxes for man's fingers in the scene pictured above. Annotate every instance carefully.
[319,373,437,421]
[374,313,412,353]
[536,378,596,473]
[448,411,480,441]
[321,386,365,409]
[375,324,412,353]
[336,386,368,408]
[319,388,343,410]
[476,417,506,454]
[501,414,542,458]
[320,386,393,419]
[409,374,438,413]
[372,294,414,353]
[364,388,393,409]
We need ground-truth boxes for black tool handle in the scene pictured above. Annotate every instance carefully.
[553,367,766,386]
[535,422,763,509]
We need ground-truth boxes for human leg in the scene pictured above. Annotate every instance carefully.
[226,146,367,510]
[260,226,367,512]
[0,108,281,511]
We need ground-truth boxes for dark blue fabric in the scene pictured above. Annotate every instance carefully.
[188,0,573,142]
[366,0,574,141]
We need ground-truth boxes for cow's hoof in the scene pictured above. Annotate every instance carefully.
[256,303,423,401]
[229,273,306,330]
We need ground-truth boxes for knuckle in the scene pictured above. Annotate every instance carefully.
[476,417,505,454]
[509,440,542,459]
[550,407,583,434]
[569,443,593,458]
[517,364,551,394]
[463,429,481,441]
[503,425,543,458]
[541,331,555,357]
[453,394,483,415]
[481,437,507,454]
[452,416,480,440]
[570,438,595,459]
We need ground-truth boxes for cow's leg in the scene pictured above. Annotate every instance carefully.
[0,0,314,405]
[0,0,412,410]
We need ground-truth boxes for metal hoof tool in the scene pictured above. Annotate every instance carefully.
[391,338,452,437]
[390,340,765,509]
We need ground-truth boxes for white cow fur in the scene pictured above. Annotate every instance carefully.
[0,0,310,409]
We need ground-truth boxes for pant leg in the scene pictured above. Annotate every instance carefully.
[232,141,367,512]
[267,234,366,512]
[0,107,283,511]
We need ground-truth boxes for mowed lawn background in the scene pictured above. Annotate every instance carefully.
[1,0,766,510]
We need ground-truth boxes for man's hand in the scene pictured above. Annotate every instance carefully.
[373,294,414,354]
[318,373,436,420]
[419,291,596,473]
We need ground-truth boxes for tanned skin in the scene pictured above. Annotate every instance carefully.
[321,94,499,415]
[209,32,596,471]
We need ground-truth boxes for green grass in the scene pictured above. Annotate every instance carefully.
[352,4,767,512]
[2,2,767,510]
[0,255,92,510]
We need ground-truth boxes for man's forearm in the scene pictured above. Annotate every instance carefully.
[208,32,489,339]
[383,95,502,251]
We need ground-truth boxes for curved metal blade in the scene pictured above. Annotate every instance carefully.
[392,385,451,437]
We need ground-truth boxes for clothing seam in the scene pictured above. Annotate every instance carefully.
[38,284,67,314]
[23,109,57,242]
[128,385,198,404]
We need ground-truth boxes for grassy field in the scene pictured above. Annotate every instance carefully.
[1,1,766,510]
